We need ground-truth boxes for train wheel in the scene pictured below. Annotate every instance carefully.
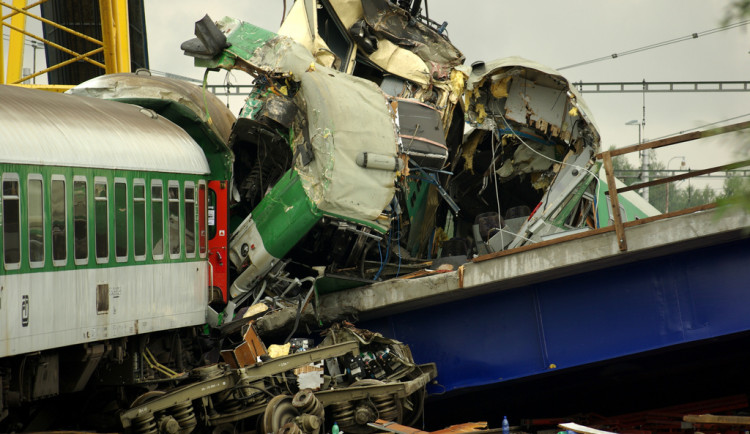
[332,379,403,434]
[261,395,299,434]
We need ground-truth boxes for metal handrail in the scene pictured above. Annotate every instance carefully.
[595,120,750,251]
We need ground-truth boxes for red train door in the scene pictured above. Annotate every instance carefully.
[206,180,229,304]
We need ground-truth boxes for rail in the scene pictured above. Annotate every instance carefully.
[597,120,750,251]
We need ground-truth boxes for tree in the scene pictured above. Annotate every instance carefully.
[723,0,750,24]
[610,148,719,213]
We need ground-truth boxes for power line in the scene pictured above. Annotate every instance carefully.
[558,20,750,71]
[647,112,750,142]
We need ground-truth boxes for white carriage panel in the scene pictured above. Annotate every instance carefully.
[0,86,210,175]
[0,262,208,358]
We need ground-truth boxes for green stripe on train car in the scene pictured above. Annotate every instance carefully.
[1,163,205,275]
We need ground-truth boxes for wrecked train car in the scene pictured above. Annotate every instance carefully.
[181,1,466,309]
[180,0,656,312]
[458,57,657,253]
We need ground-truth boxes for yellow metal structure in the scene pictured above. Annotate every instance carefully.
[1,0,131,90]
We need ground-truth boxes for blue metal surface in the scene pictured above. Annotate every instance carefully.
[360,237,750,393]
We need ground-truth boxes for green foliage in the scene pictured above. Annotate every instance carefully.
[722,0,750,25]
[717,174,750,213]
[612,150,732,213]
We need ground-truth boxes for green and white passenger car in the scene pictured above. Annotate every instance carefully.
[0,83,221,408]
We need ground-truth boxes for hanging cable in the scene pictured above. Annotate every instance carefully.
[558,20,750,71]
[490,129,505,247]
[497,114,605,227]
[646,112,750,142]
[396,212,402,277]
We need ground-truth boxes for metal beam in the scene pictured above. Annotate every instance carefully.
[574,80,750,93]
[614,169,750,179]
[6,0,28,83]
[196,81,750,97]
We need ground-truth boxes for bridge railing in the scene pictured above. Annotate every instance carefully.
[596,120,750,251]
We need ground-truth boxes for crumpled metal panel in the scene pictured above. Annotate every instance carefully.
[0,85,209,174]
[466,56,600,142]
[69,73,236,146]
[395,98,448,170]
[361,0,464,70]
[295,68,399,226]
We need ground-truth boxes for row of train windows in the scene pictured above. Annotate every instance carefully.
[1,173,207,270]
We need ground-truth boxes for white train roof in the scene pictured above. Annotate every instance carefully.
[0,85,210,174]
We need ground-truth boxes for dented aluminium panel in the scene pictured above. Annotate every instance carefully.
[180,1,658,320]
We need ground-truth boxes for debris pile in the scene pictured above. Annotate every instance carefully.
[119,322,435,434]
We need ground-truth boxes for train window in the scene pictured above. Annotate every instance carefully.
[185,182,196,257]
[94,177,109,263]
[134,180,146,261]
[168,181,181,258]
[151,181,165,259]
[198,182,207,256]
[2,174,21,269]
[28,175,45,268]
[51,176,67,265]
[208,188,217,240]
[114,179,128,261]
[73,177,88,264]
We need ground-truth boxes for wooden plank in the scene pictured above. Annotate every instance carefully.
[684,414,750,425]
[559,422,618,434]
[472,227,612,263]
[596,120,750,158]
[473,203,717,264]
[602,152,627,251]
[621,203,716,228]
[610,159,750,195]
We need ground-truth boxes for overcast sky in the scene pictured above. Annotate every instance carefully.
[143,0,748,189]
[4,1,746,190]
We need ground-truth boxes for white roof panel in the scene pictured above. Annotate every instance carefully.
[0,85,209,174]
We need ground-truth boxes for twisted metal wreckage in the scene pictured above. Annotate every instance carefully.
[114,1,658,432]
[180,0,654,319]
[119,322,436,434]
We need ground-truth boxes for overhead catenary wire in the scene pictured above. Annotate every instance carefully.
[558,20,750,71]
[644,112,750,142]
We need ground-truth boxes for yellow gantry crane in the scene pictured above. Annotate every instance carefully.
[1,0,131,92]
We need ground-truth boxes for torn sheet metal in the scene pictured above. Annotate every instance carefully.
[68,72,236,181]
[455,57,612,251]
[395,98,449,170]
[179,8,659,321]
[369,39,431,85]
[465,56,600,141]
[296,67,398,223]
[360,0,464,70]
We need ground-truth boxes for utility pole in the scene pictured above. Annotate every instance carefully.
[625,119,648,201]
